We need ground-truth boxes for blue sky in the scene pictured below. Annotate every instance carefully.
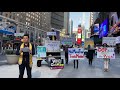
[70,12,90,30]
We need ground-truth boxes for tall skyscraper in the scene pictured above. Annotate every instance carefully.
[69,19,73,36]
[81,12,90,41]
[64,12,69,34]
[90,12,94,26]
[81,12,85,41]
[93,12,99,24]
[51,12,64,31]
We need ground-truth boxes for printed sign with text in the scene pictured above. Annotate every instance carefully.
[97,47,115,59]
[68,48,84,60]
[37,46,46,59]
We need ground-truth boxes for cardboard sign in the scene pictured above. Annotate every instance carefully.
[97,47,115,59]
[45,40,60,52]
[68,48,84,60]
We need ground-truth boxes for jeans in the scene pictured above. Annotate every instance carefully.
[19,60,32,78]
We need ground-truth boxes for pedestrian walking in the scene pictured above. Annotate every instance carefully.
[16,34,35,78]
[86,45,95,66]
[103,43,109,72]
[64,45,69,64]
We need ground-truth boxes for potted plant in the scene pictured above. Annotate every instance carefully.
[5,49,18,64]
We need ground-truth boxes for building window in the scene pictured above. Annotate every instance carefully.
[9,15,12,18]
[0,17,2,21]
[0,12,3,15]
[117,12,120,19]
[26,13,28,16]
[5,14,8,17]
[13,16,15,20]
[17,14,19,16]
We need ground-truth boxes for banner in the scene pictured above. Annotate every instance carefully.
[102,37,116,46]
[50,59,64,69]
[61,37,75,46]
[68,48,84,60]
[37,46,46,59]
[45,40,60,52]
[97,47,115,59]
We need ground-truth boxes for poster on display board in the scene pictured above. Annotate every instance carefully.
[68,48,84,60]
[45,40,60,52]
[37,46,46,59]
[97,47,115,59]
[102,37,116,46]
[61,37,75,46]
[50,58,64,69]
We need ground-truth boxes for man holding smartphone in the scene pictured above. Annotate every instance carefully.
[16,34,35,78]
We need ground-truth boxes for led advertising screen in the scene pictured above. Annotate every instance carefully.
[94,24,99,35]
[99,19,109,38]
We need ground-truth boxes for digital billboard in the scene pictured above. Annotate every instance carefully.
[94,24,99,35]
[99,18,109,38]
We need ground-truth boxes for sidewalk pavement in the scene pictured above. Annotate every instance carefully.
[0,57,61,78]
[57,53,120,78]
[0,53,120,78]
